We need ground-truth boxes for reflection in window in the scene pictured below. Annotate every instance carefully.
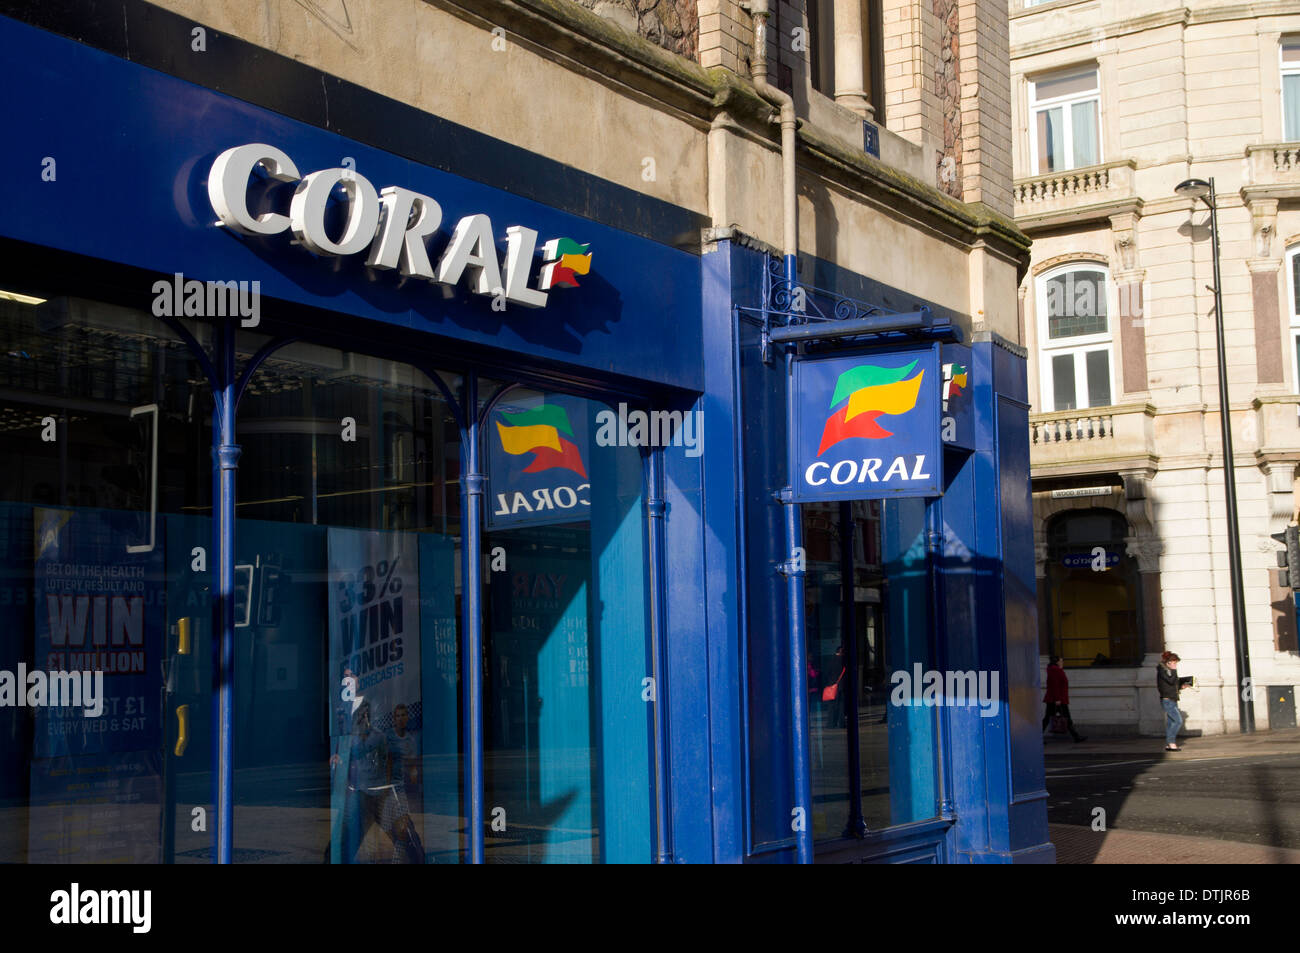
[805,498,937,839]
[234,339,463,864]
[0,292,212,863]
[480,385,654,863]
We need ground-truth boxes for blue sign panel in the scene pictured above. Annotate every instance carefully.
[941,343,975,451]
[1061,550,1121,570]
[863,121,881,158]
[486,393,593,528]
[791,345,942,501]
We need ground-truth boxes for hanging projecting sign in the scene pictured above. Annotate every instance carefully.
[791,344,942,502]
[940,343,974,452]
[207,144,591,310]
[486,393,593,528]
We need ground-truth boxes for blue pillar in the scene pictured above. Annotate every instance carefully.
[462,375,485,864]
[211,322,238,864]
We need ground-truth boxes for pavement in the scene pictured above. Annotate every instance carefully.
[1042,725,1300,760]
[1044,727,1300,863]
[1050,823,1300,863]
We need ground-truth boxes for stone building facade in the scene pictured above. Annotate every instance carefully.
[1012,0,1300,736]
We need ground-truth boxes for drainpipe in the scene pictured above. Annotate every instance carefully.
[747,0,808,864]
[744,0,798,288]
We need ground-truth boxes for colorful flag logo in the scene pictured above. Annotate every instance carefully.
[817,360,924,456]
[539,238,591,290]
[942,363,967,411]
[495,404,587,478]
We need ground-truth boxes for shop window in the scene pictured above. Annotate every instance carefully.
[1036,264,1113,411]
[478,382,655,863]
[1029,66,1100,174]
[234,337,463,864]
[1043,509,1143,667]
[804,498,937,838]
[0,291,213,862]
[0,292,660,865]
[1283,39,1300,141]
[1286,245,1300,391]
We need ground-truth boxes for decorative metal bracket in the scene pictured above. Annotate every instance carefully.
[743,254,958,362]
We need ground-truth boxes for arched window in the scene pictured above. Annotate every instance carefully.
[1044,509,1143,667]
[1036,263,1113,411]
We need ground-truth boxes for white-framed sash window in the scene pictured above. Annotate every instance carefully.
[1029,67,1100,175]
[1283,40,1300,141]
[1037,264,1114,411]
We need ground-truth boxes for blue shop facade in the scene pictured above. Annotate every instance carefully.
[0,8,1051,863]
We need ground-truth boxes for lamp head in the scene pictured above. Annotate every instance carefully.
[1175,178,1212,202]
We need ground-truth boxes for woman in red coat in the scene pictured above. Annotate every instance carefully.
[1043,655,1086,742]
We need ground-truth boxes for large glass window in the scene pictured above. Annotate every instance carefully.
[0,291,213,863]
[1029,67,1100,174]
[805,497,938,841]
[0,283,662,864]
[479,383,654,863]
[229,339,463,865]
[1037,264,1113,411]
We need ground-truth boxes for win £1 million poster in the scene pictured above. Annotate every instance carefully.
[28,507,165,863]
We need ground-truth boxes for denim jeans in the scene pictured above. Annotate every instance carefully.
[1162,698,1183,745]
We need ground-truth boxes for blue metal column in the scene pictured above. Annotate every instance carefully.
[926,496,955,820]
[780,485,812,863]
[782,338,813,864]
[645,448,673,862]
[211,321,238,865]
[461,374,486,864]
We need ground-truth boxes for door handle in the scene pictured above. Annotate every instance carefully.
[177,616,192,656]
[174,704,190,757]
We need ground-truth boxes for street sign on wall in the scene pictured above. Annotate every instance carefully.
[791,344,942,502]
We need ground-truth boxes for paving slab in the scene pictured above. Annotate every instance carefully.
[1050,823,1300,864]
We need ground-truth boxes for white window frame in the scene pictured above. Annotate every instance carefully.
[1028,66,1101,176]
[1282,39,1300,142]
[1285,246,1300,391]
[1036,263,1115,412]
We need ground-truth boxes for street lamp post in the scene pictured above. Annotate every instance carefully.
[1175,177,1254,733]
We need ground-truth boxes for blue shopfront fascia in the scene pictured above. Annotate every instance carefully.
[0,12,1051,866]
[0,15,701,390]
[0,13,701,863]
